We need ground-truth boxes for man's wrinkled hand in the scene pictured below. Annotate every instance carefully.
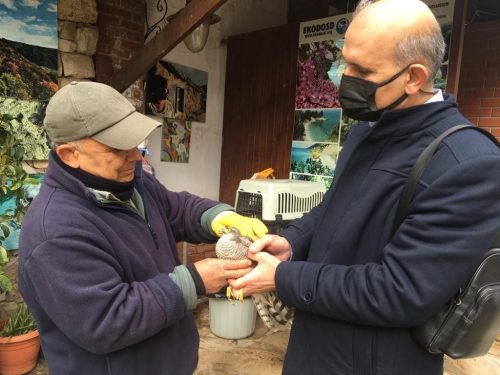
[194,258,252,294]
[211,211,268,241]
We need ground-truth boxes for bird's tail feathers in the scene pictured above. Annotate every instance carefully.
[252,292,294,331]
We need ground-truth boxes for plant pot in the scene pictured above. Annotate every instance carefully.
[0,330,40,375]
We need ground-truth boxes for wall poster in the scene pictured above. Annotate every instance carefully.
[0,0,57,250]
[290,13,352,189]
[0,0,58,160]
[161,118,191,163]
[290,1,455,189]
[145,61,208,123]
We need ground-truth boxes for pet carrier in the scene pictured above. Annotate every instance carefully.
[235,179,326,234]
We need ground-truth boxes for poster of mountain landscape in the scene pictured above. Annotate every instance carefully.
[0,1,58,250]
[0,0,58,102]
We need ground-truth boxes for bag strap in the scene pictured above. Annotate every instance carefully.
[393,125,499,234]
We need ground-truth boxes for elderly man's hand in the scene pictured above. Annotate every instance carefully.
[211,211,268,241]
[194,258,252,294]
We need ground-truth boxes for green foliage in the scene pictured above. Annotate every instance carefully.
[434,68,447,91]
[340,116,356,146]
[0,302,36,337]
[0,112,29,219]
[0,111,30,294]
[0,73,30,100]
[0,244,11,294]
[0,98,50,160]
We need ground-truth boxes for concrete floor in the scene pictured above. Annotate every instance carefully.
[28,301,500,375]
[194,300,289,375]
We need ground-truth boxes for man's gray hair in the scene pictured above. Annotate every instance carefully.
[50,140,82,150]
[353,0,377,17]
[352,0,445,82]
[395,27,445,83]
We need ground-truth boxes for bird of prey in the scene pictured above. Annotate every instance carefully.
[215,228,293,331]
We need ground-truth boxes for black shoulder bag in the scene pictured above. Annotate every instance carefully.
[393,124,500,359]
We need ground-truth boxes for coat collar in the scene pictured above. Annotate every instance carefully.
[366,94,459,138]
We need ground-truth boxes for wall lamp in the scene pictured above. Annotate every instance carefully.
[167,0,221,53]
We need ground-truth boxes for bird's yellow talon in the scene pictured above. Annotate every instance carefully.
[225,286,244,303]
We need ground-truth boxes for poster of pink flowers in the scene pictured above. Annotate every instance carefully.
[295,40,342,109]
[291,14,351,188]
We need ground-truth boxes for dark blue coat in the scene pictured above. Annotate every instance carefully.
[277,96,500,374]
[18,156,218,375]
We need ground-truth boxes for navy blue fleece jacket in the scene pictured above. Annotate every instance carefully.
[276,96,500,374]
[18,155,220,375]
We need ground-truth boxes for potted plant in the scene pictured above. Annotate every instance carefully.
[0,302,40,375]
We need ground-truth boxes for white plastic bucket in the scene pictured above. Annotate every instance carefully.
[208,297,256,339]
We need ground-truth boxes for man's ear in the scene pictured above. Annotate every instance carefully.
[55,144,80,168]
[405,64,430,95]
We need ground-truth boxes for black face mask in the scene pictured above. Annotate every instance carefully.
[339,65,409,122]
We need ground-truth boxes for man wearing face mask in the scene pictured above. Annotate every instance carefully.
[228,1,500,374]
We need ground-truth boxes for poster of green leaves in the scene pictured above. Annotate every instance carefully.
[0,0,58,250]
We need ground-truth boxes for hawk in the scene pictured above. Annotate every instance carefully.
[215,228,293,331]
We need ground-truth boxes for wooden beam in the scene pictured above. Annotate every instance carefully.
[109,0,227,93]
[446,0,467,97]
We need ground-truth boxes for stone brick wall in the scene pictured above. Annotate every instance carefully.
[56,0,145,108]
[57,0,98,86]
[457,19,500,141]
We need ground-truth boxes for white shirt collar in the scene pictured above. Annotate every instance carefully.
[424,89,444,104]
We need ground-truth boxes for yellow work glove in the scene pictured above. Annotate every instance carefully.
[211,211,268,241]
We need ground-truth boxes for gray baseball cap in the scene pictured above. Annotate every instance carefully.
[44,81,161,150]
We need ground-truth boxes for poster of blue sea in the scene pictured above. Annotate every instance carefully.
[294,109,342,143]
[290,141,338,188]
[291,13,351,189]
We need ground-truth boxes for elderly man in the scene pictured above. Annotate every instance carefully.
[230,1,500,374]
[18,81,267,375]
